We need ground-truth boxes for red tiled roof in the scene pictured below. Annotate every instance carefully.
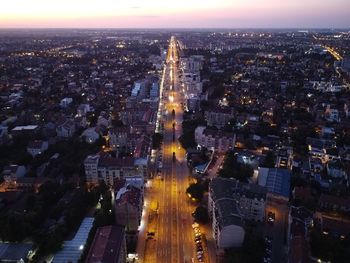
[116,185,141,207]
[86,225,125,263]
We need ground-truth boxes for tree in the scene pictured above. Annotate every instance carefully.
[218,152,253,182]
[224,227,265,263]
[192,206,209,224]
[262,151,275,168]
[152,133,163,149]
[310,229,350,263]
[111,119,124,128]
[179,117,205,149]
[186,183,204,201]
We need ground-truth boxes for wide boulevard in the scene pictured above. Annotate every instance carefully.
[143,37,198,263]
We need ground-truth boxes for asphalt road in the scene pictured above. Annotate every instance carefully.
[143,37,198,263]
[265,199,289,263]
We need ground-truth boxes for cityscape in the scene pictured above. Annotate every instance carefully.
[0,1,350,263]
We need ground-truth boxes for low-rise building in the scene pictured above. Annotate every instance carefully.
[325,106,340,122]
[81,127,100,144]
[205,107,235,128]
[2,165,26,184]
[0,126,9,145]
[54,217,94,263]
[86,225,126,263]
[108,127,129,149]
[77,104,93,117]
[11,125,39,137]
[56,119,76,138]
[195,126,236,153]
[27,140,48,157]
[318,194,350,213]
[114,180,143,232]
[327,159,346,178]
[258,167,291,202]
[60,97,73,108]
[84,153,141,185]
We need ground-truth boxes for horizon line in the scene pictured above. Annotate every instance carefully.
[0,27,349,30]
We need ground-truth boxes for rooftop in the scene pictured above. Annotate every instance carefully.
[86,225,125,263]
[258,168,291,199]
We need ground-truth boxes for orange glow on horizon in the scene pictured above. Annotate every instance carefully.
[0,0,349,28]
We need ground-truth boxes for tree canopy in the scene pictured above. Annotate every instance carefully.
[186,183,205,201]
[218,151,253,182]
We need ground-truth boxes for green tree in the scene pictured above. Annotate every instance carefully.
[179,117,205,149]
[218,152,253,182]
[192,206,209,224]
[152,133,163,149]
[262,151,275,168]
[186,183,204,201]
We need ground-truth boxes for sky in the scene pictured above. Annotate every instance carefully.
[0,0,349,28]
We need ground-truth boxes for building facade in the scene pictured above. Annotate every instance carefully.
[195,126,236,153]
[208,177,267,249]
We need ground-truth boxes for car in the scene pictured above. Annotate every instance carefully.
[192,223,199,229]
[264,256,271,263]
[265,236,272,243]
[267,211,275,224]
[195,236,201,241]
[196,246,203,251]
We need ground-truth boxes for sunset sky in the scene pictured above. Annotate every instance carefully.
[0,0,349,28]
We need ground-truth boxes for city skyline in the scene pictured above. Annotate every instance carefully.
[0,0,349,28]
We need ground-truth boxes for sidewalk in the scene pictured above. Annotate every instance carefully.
[136,179,160,263]
[207,154,225,179]
[202,224,218,263]
[136,183,153,263]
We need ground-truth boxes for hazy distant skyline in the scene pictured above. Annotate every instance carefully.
[0,0,349,28]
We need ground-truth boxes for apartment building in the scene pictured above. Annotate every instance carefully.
[195,126,236,153]
[84,153,141,185]
[208,177,267,248]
